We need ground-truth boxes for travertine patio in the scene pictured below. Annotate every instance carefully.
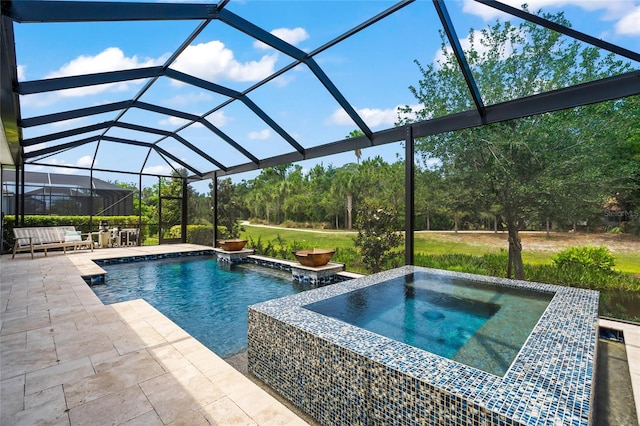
[2,244,639,425]
[1,244,308,425]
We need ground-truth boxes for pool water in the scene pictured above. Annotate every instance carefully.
[305,271,553,375]
[92,257,311,357]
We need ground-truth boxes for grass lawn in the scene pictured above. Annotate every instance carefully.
[240,226,358,250]
[240,225,640,275]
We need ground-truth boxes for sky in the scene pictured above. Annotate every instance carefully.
[11,0,640,193]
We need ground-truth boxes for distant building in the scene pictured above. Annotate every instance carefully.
[1,171,133,216]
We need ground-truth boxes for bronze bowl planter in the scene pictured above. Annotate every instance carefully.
[293,248,336,267]
[217,239,248,251]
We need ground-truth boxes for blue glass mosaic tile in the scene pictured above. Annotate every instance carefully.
[81,274,105,285]
[248,266,599,426]
[93,250,213,266]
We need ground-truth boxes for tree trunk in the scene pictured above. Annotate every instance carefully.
[494,216,498,234]
[506,219,525,280]
[426,211,430,231]
[546,217,550,238]
[454,217,459,234]
[346,194,353,230]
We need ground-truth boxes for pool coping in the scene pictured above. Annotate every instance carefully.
[70,248,362,286]
[1,244,309,425]
[598,317,640,421]
[249,265,600,426]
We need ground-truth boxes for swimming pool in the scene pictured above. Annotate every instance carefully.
[91,255,312,357]
[304,271,553,375]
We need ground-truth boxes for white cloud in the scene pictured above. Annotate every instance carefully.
[50,117,89,129]
[17,65,26,81]
[159,116,191,127]
[76,155,94,167]
[19,93,60,109]
[142,164,175,175]
[616,6,640,35]
[357,108,402,128]
[462,0,515,20]
[156,109,230,129]
[27,156,96,174]
[26,164,46,172]
[165,91,213,107]
[248,129,271,140]
[44,47,165,97]
[328,108,355,126]
[205,110,230,127]
[254,27,310,50]
[462,0,640,36]
[327,104,422,128]
[52,163,81,175]
[171,40,278,83]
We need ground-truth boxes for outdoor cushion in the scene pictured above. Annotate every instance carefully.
[64,230,82,242]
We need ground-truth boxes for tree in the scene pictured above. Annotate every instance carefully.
[158,170,186,236]
[309,163,336,224]
[213,177,245,238]
[113,181,150,217]
[331,163,359,229]
[247,166,283,223]
[186,186,209,225]
[354,200,404,273]
[356,157,406,229]
[346,129,364,163]
[399,10,635,279]
[608,95,640,234]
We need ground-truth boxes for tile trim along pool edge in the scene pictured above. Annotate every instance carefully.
[1,244,311,425]
[248,265,600,426]
[78,249,360,286]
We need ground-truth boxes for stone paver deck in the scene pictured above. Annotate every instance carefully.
[1,244,308,425]
[2,244,639,425]
[599,318,640,425]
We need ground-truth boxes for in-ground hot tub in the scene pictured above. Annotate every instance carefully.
[248,266,599,426]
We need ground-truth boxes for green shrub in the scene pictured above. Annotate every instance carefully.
[353,201,404,273]
[552,246,615,272]
[620,217,640,235]
[168,225,182,239]
[167,224,228,246]
[280,220,333,229]
[216,225,231,239]
[413,249,639,292]
[246,235,277,258]
[414,252,508,277]
[187,225,213,246]
[333,247,360,265]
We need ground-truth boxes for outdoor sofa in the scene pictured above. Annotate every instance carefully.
[12,226,93,259]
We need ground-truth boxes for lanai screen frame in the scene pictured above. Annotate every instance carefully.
[1,0,639,259]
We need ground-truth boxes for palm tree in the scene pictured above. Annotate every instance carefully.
[346,130,365,164]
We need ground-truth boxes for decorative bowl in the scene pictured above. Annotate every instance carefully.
[293,248,336,267]
[217,239,248,251]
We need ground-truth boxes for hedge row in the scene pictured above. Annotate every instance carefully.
[169,224,228,246]
[2,215,148,250]
[1,216,230,252]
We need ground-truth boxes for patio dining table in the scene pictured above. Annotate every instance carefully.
[103,228,139,247]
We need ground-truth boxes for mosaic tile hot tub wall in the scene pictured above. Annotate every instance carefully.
[248,266,599,426]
